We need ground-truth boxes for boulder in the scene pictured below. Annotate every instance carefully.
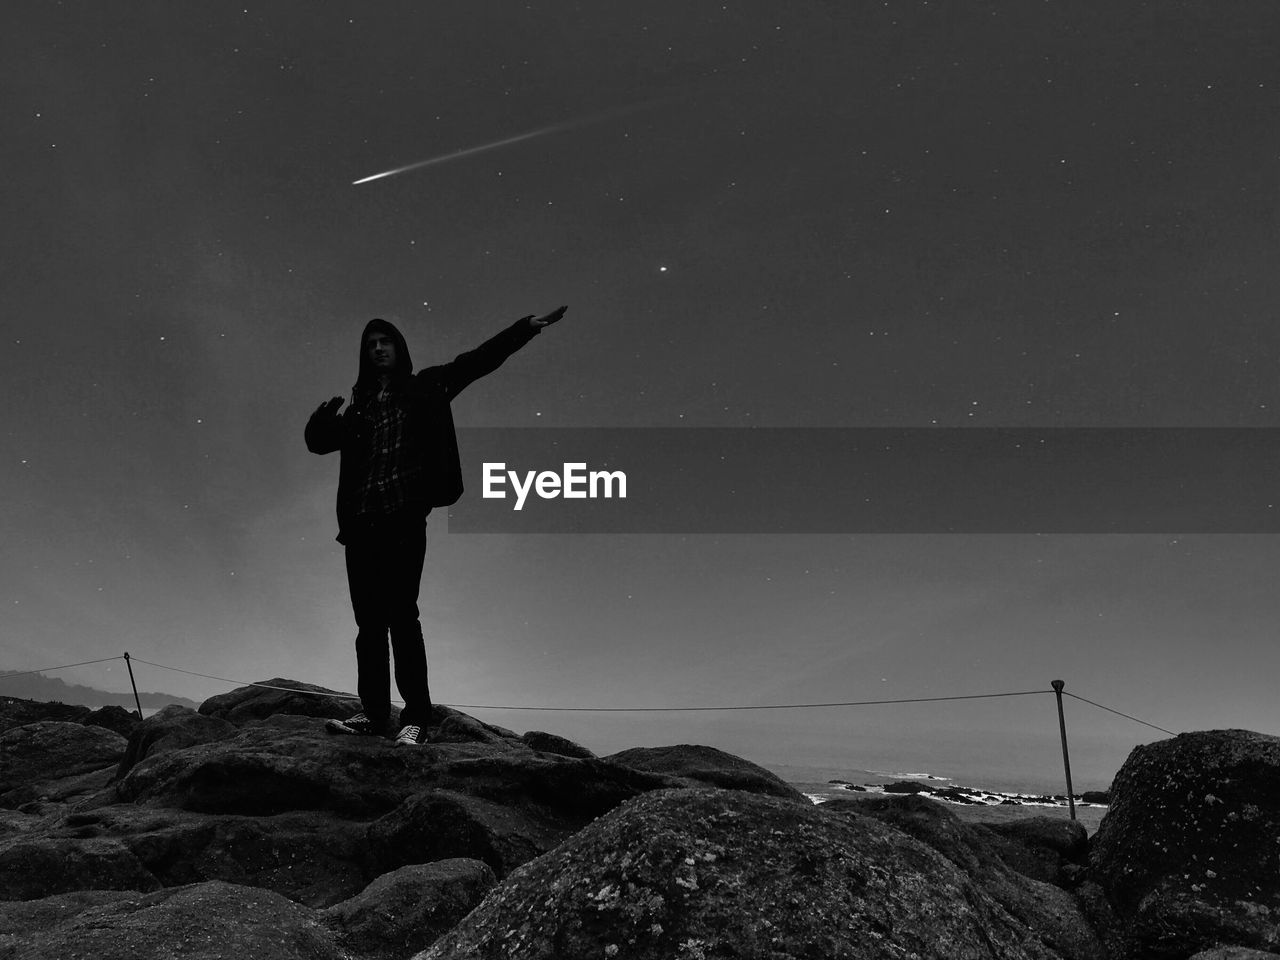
[115,714,427,817]
[825,794,1102,960]
[368,788,582,879]
[321,859,496,960]
[418,787,1069,960]
[1188,950,1280,960]
[520,730,595,758]
[84,705,141,737]
[603,744,805,801]
[198,678,362,725]
[1090,729,1280,958]
[0,836,161,900]
[116,704,238,778]
[0,890,139,948]
[0,808,40,839]
[5,801,375,908]
[0,880,348,960]
[984,815,1090,883]
[0,697,91,734]
[1081,790,1111,805]
[880,779,932,794]
[0,721,127,808]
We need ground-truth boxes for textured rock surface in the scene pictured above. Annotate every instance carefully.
[1091,729,1280,958]
[0,697,92,734]
[0,880,349,960]
[116,704,238,777]
[603,743,805,801]
[0,836,161,901]
[419,787,1066,960]
[0,721,127,808]
[197,677,363,725]
[321,858,496,960]
[520,730,596,758]
[826,794,1102,960]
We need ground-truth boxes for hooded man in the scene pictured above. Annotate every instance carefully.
[305,306,566,745]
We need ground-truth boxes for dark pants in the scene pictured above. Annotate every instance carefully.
[343,514,432,728]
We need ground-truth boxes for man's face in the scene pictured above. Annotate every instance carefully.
[365,331,397,369]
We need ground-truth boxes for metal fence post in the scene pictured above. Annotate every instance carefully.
[123,652,143,720]
[1051,679,1076,821]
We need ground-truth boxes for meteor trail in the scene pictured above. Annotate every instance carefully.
[352,99,664,186]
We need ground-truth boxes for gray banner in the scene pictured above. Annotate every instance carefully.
[444,428,1280,533]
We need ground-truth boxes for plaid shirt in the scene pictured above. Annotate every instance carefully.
[354,390,422,517]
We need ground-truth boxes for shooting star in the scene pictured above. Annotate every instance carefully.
[352,98,667,186]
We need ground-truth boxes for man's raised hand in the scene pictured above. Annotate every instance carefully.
[316,396,345,417]
[528,305,568,329]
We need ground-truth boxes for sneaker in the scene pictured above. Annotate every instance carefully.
[394,724,427,746]
[325,712,386,737]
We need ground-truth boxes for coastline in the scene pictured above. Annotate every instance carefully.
[788,780,1108,835]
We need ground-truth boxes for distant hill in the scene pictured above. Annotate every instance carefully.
[0,670,201,711]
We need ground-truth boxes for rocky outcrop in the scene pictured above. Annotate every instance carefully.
[1090,729,1280,958]
[825,794,1102,960]
[116,704,237,778]
[0,697,92,733]
[4,679,1276,960]
[84,705,141,737]
[321,859,495,960]
[0,721,127,808]
[0,880,350,960]
[603,743,805,801]
[520,730,595,758]
[197,678,363,725]
[419,787,1068,960]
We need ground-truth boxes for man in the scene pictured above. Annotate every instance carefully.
[305,306,566,745]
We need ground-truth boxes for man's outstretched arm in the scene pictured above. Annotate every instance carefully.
[305,396,346,454]
[430,305,567,400]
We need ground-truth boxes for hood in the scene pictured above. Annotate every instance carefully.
[356,317,413,388]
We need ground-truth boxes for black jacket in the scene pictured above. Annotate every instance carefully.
[305,317,540,542]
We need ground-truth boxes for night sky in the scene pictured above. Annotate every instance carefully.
[5,1,1279,790]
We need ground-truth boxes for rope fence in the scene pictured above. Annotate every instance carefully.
[2,650,1183,820]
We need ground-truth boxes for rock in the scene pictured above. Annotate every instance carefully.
[417,753,678,822]
[520,730,595,758]
[0,721,127,808]
[603,744,806,801]
[1188,949,1280,960]
[5,802,374,908]
[432,712,519,745]
[22,706,680,906]
[934,786,983,804]
[1091,729,1280,958]
[83,705,141,738]
[1080,790,1110,805]
[0,890,139,948]
[197,678,363,726]
[880,779,932,794]
[419,787,1072,960]
[321,859,496,960]
[0,836,161,900]
[0,697,91,734]
[0,808,40,839]
[0,880,348,960]
[116,704,238,778]
[115,714,424,817]
[984,816,1090,882]
[824,794,1103,960]
[368,788,582,878]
